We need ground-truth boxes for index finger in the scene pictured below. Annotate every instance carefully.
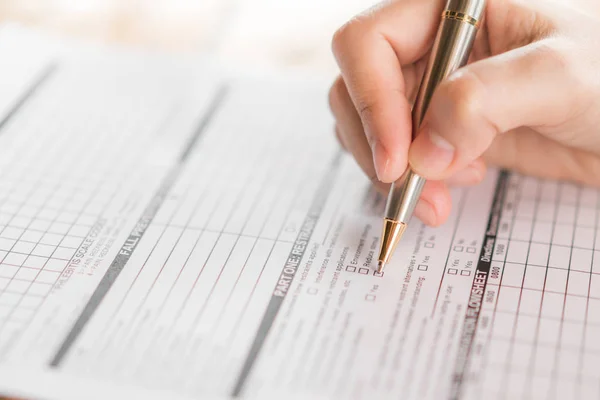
[332,0,445,183]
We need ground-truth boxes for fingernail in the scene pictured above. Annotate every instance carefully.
[371,141,390,182]
[414,199,437,226]
[409,126,455,177]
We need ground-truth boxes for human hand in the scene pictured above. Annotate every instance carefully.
[329,0,600,226]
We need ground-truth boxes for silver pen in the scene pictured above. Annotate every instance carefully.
[377,0,487,272]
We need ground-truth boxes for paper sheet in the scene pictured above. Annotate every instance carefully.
[0,26,599,400]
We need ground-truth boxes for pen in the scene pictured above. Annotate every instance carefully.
[377,0,487,273]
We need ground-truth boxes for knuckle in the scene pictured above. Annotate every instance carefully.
[331,22,352,58]
[331,17,370,58]
[357,98,376,122]
[355,97,378,142]
[439,70,485,129]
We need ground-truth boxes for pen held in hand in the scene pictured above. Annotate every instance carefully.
[377,0,487,272]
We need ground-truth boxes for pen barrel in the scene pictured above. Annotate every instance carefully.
[384,0,484,223]
[412,0,484,127]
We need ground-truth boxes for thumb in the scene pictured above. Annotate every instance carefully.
[407,39,581,180]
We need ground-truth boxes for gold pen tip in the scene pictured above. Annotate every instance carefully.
[377,219,408,270]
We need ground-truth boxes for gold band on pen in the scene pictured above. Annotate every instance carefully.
[441,10,480,28]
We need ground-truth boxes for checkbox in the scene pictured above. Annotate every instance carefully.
[307,288,318,295]
[467,247,476,253]
[374,271,384,277]
[359,268,369,275]
[365,294,376,302]
[454,246,464,252]
[346,266,356,272]
[448,268,458,275]
[418,264,428,271]
[461,270,472,276]
[424,242,434,248]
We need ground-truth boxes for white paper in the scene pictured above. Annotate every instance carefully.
[0,26,599,400]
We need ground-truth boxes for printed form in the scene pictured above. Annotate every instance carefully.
[0,26,599,400]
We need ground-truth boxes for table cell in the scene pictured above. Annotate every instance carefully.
[506,240,529,264]
[512,219,533,241]
[541,292,565,319]
[564,295,587,323]
[545,268,568,293]
[570,248,592,273]
[560,321,584,348]
[502,262,525,287]
[519,289,542,315]
[549,246,571,270]
[574,226,595,250]
[515,314,538,342]
[552,224,574,247]
[497,286,521,313]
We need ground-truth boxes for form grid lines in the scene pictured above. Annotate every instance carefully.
[473,177,600,399]
[577,189,600,397]
[0,177,119,349]
[501,177,542,399]
[110,129,259,369]
[90,117,252,362]
[550,185,582,398]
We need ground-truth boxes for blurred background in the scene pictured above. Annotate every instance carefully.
[0,0,379,79]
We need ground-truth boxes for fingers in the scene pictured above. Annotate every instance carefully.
[331,0,445,183]
[484,128,600,187]
[445,158,487,187]
[329,76,382,189]
[413,180,452,227]
[412,160,486,226]
[408,39,583,181]
[330,73,486,228]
